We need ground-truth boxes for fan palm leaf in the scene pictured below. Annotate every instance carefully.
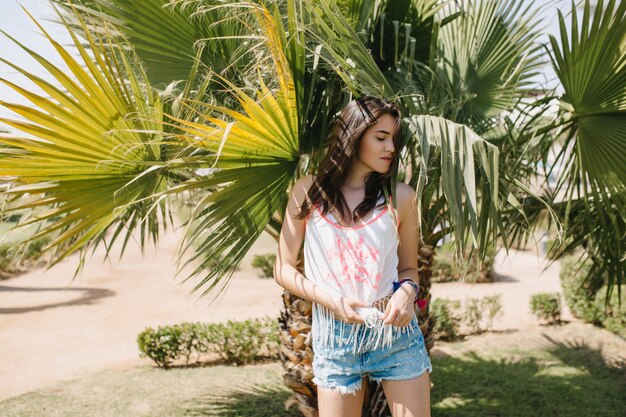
[407,115,506,259]
[434,0,545,128]
[548,0,626,189]
[52,0,262,89]
[0,6,170,272]
[161,2,299,303]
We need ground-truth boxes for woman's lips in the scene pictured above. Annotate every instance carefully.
[381,157,392,163]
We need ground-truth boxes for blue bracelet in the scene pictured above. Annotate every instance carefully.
[393,279,420,303]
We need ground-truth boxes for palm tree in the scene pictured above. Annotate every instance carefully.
[1,0,624,416]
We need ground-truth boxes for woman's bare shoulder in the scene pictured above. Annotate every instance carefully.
[291,175,315,206]
[394,183,416,223]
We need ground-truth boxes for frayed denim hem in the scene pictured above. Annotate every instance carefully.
[313,376,363,395]
[367,364,433,384]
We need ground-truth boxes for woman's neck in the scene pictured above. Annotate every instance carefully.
[344,161,371,189]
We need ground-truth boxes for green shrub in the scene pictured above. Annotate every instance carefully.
[0,236,51,278]
[24,236,51,258]
[0,244,11,273]
[137,316,280,369]
[559,257,625,338]
[482,294,504,330]
[530,293,561,323]
[431,298,462,341]
[433,294,504,337]
[217,317,279,364]
[594,286,625,339]
[137,325,184,369]
[465,297,484,333]
[252,253,276,279]
[560,257,605,324]
[432,243,496,283]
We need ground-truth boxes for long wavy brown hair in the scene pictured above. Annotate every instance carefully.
[296,96,402,224]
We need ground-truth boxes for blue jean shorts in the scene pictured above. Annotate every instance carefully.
[312,313,433,395]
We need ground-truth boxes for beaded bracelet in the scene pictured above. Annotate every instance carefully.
[392,278,420,304]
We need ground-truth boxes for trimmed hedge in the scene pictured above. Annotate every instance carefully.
[530,293,561,323]
[137,316,280,368]
[560,256,625,338]
[594,286,626,339]
[432,294,504,340]
[431,298,462,341]
[560,257,604,324]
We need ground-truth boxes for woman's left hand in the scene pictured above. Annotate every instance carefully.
[380,283,416,327]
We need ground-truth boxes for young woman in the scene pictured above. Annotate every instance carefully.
[274,96,432,417]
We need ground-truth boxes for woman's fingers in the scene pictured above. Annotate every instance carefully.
[383,309,399,325]
[384,308,412,327]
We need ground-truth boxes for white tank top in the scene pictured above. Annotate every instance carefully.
[304,194,399,304]
[304,193,418,354]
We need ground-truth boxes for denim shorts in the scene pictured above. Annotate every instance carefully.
[312,313,433,395]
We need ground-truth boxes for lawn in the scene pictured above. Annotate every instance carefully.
[1,323,623,416]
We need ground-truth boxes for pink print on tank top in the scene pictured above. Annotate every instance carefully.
[324,232,382,291]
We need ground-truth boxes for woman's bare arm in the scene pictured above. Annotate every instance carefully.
[381,183,420,326]
[273,176,367,323]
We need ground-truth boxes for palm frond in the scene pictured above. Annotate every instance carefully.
[303,0,394,98]
[52,0,262,88]
[434,0,545,128]
[548,0,626,189]
[407,115,503,259]
[163,2,299,303]
[0,5,170,273]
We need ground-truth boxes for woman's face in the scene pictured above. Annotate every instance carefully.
[355,113,397,174]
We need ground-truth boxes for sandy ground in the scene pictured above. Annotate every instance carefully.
[0,228,614,401]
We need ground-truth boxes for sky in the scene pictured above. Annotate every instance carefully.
[0,0,578,124]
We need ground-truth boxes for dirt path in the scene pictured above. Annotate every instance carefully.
[0,229,615,401]
[0,229,284,400]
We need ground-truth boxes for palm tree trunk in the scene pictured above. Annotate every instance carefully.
[278,249,318,417]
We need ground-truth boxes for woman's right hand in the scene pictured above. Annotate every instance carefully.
[327,296,370,324]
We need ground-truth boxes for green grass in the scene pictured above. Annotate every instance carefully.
[1,335,623,417]
[430,342,624,416]
[0,362,300,417]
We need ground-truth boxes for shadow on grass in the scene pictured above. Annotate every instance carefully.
[176,334,625,417]
[182,383,300,417]
[431,336,625,417]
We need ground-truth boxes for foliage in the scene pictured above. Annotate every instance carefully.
[252,253,276,279]
[0,236,52,278]
[0,7,173,276]
[560,256,605,324]
[482,294,504,330]
[431,298,462,341]
[462,295,504,334]
[464,297,484,334]
[432,241,496,283]
[594,285,626,339]
[530,293,562,323]
[432,294,504,338]
[513,0,626,292]
[137,316,280,368]
[51,0,263,90]
[560,255,625,338]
